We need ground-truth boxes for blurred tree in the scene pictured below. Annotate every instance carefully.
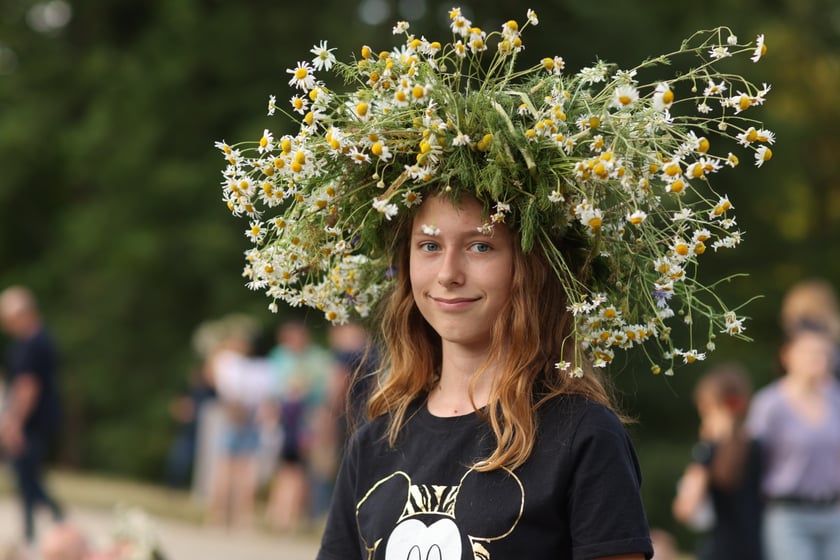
[0,0,838,550]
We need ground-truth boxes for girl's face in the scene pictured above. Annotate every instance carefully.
[782,330,835,384]
[409,194,514,352]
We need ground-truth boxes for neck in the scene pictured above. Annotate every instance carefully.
[783,372,826,395]
[427,341,499,417]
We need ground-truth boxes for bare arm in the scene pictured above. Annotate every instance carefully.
[0,372,40,454]
[672,462,710,524]
[6,372,40,421]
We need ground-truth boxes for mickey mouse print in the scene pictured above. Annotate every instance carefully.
[356,468,525,560]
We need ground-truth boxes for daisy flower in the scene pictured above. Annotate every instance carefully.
[287,61,317,91]
[751,34,767,62]
[372,198,398,220]
[421,224,440,236]
[310,41,337,71]
[754,145,772,167]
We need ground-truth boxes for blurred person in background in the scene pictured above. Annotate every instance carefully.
[780,278,840,377]
[673,363,763,560]
[0,285,64,553]
[163,360,216,490]
[264,319,334,532]
[327,322,378,454]
[202,314,273,529]
[747,325,840,560]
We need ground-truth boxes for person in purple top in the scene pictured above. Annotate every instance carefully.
[0,286,64,549]
[746,325,840,560]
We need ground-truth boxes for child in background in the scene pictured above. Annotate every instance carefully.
[673,363,763,560]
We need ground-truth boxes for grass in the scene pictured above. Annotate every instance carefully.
[1,468,206,525]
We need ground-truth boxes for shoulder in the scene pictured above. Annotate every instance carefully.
[749,380,782,411]
[538,394,625,435]
[535,394,634,460]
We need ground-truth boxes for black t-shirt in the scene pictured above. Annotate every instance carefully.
[693,439,764,560]
[317,394,653,560]
[4,327,61,435]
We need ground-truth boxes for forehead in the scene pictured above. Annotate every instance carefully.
[413,194,486,221]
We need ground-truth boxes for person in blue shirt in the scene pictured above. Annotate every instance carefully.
[0,285,64,548]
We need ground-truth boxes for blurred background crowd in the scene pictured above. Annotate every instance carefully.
[0,0,839,558]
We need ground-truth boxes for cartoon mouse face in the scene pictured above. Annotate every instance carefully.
[356,467,525,560]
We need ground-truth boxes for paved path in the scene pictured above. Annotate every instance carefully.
[0,498,320,560]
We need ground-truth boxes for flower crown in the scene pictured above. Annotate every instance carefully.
[217,8,772,375]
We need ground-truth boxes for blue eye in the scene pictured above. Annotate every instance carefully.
[472,242,491,253]
[419,241,440,252]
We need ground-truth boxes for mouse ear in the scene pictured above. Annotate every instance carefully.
[356,471,411,548]
[453,467,524,541]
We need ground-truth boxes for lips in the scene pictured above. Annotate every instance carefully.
[431,295,480,309]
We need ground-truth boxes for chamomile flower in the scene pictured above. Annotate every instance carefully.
[754,145,772,167]
[652,82,674,112]
[751,34,767,62]
[527,9,539,25]
[709,46,730,59]
[287,61,317,91]
[612,84,639,109]
[421,224,440,236]
[310,41,337,71]
[372,197,398,220]
[289,95,309,115]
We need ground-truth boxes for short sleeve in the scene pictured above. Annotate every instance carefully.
[317,430,364,560]
[15,336,51,381]
[745,385,774,441]
[567,405,653,560]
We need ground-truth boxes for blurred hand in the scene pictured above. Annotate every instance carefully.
[0,415,24,456]
[699,406,735,442]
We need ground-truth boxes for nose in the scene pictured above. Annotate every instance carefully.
[437,249,465,288]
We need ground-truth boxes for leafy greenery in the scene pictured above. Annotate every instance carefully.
[1,0,839,552]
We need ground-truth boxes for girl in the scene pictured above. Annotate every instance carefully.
[316,193,653,559]
[747,326,840,560]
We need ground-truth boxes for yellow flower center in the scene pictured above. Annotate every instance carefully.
[294,67,308,80]
[697,137,710,153]
[739,96,752,111]
[593,162,609,179]
[675,243,689,256]
[662,89,674,104]
[356,102,369,116]
[664,162,681,177]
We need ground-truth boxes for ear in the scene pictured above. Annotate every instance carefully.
[356,471,411,549]
[453,467,524,541]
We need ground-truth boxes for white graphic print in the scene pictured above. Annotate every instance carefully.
[356,468,524,560]
[385,518,461,560]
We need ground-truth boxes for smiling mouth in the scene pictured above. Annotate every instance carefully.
[431,296,480,307]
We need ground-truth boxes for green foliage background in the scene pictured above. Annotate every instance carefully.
[1,0,839,550]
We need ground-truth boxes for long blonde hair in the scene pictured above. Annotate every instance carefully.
[366,207,617,471]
